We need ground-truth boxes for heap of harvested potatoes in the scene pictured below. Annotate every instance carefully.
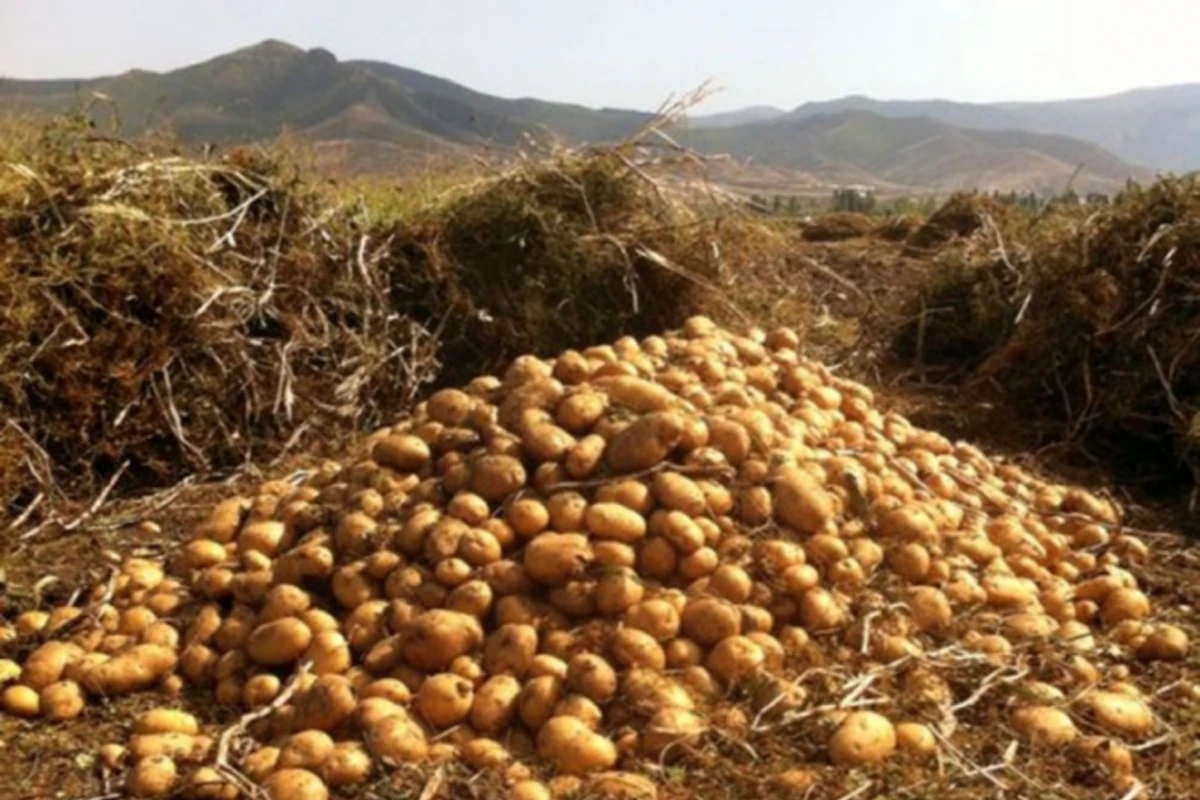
[0,317,1190,799]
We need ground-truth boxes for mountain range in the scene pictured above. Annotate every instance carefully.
[2,39,1188,195]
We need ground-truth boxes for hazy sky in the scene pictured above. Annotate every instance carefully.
[2,0,1198,112]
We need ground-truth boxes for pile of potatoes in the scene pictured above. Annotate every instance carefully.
[0,316,1191,799]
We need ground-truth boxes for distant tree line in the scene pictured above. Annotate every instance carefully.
[745,183,1123,218]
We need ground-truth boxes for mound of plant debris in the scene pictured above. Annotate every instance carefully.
[893,177,1200,504]
[0,116,791,523]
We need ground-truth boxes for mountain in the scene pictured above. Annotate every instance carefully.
[788,87,1200,172]
[0,40,650,157]
[687,105,786,128]
[0,40,1152,192]
[678,110,1146,194]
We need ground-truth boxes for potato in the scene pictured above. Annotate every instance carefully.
[483,624,539,677]
[1012,706,1077,746]
[83,644,178,696]
[415,673,474,728]
[519,675,565,731]
[1004,613,1059,641]
[773,467,834,534]
[651,472,707,516]
[373,434,431,472]
[523,422,577,462]
[653,510,705,555]
[262,768,330,800]
[471,674,522,734]
[590,571,642,618]
[305,631,352,675]
[554,693,604,729]
[195,497,249,543]
[1100,588,1151,626]
[609,628,666,670]
[623,599,680,641]
[597,376,677,413]
[471,455,528,501]
[1074,736,1134,777]
[400,610,484,671]
[798,587,846,630]
[278,730,336,771]
[641,707,707,758]
[243,674,283,707]
[681,597,741,646]
[708,564,753,603]
[1137,624,1189,661]
[547,492,589,532]
[365,713,428,764]
[706,635,765,684]
[428,388,474,425]
[828,711,897,765]
[907,587,952,632]
[129,733,214,762]
[185,766,239,800]
[133,708,200,736]
[511,780,553,800]
[21,641,83,691]
[536,716,618,774]
[97,742,127,771]
[321,741,373,787]
[606,412,684,473]
[128,755,177,798]
[247,618,313,666]
[293,676,358,732]
[1086,691,1154,737]
[585,503,647,543]
[239,520,292,556]
[2,684,40,717]
[895,722,937,757]
[362,678,413,705]
[556,391,608,433]
[524,533,593,586]
[15,610,49,637]
[241,746,282,782]
[584,772,659,800]
[567,654,618,704]
[706,418,751,466]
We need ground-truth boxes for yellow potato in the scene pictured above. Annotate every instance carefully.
[641,707,707,758]
[828,711,897,765]
[536,716,618,774]
[772,467,834,535]
[128,755,177,798]
[585,503,647,543]
[262,768,330,800]
[246,618,313,666]
[400,610,484,671]
[606,412,685,473]
[415,673,475,728]
[320,741,373,787]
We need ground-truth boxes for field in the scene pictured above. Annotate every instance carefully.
[0,116,1198,800]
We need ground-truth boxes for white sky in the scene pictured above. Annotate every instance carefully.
[2,0,1198,113]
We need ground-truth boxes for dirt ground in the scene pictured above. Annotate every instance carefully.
[1,231,1198,800]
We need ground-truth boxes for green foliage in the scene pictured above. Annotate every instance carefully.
[832,188,877,213]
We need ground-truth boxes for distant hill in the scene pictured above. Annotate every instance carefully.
[788,87,1200,172]
[0,40,1156,192]
[687,105,786,128]
[680,110,1151,194]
